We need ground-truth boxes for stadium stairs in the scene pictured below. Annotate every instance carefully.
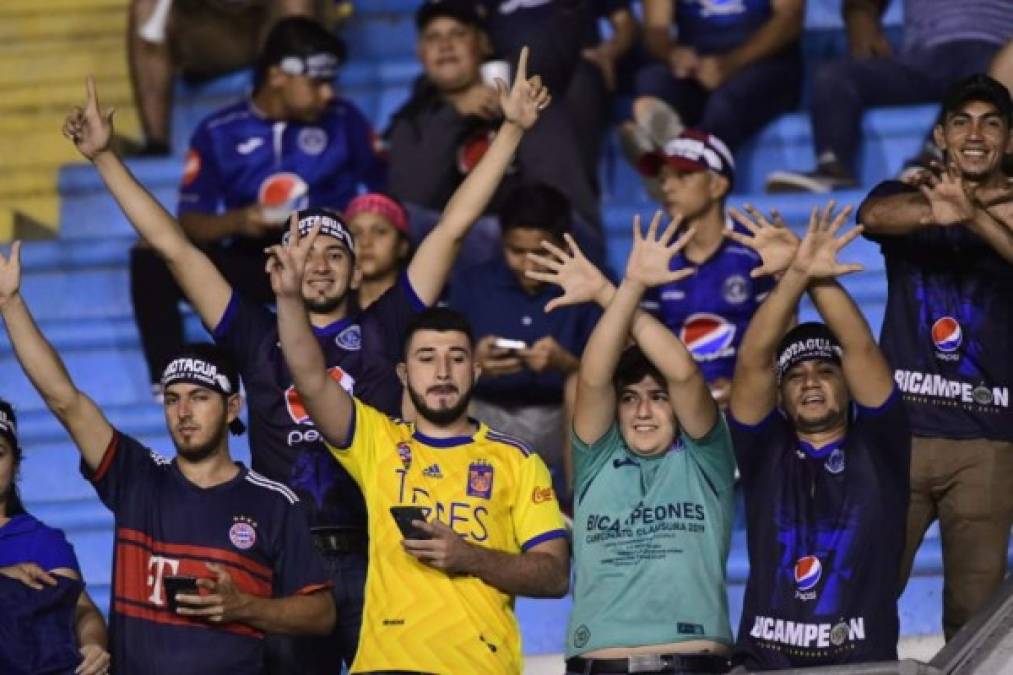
[4,0,1010,663]
[0,0,141,240]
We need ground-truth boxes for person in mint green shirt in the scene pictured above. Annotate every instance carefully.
[527,212,736,674]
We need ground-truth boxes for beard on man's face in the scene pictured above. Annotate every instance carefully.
[304,294,345,315]
[172,422,227,464]
[406,379,474,427]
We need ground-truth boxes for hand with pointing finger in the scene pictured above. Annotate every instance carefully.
[62,76,116,161]
[498,45,552,130]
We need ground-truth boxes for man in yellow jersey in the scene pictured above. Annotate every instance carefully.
[264,74,570,672]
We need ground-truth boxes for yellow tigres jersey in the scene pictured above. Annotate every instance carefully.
[326,398,567,675]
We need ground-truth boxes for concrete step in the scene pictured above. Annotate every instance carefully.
[0,38,125,88]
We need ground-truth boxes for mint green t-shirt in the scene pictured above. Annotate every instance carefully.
[565,416,736,657]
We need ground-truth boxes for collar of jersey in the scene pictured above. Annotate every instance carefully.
[312,315,357,337]
[797,437,844,459]
[170,460,248,491]
[412,419,484,448]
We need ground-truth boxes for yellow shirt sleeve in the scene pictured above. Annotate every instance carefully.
[511,453,567,551]
[325,397,393,487]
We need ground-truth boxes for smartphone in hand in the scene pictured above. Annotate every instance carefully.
[493,337,527,351]
[163,575,199,613]
[390,506,431,540]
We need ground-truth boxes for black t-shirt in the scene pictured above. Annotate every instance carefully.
[730,389,910,669]
[81,432,330,675]
[860,180,1013,441]
[213,275,425,530]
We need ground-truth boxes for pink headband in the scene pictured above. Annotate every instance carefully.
[344,193,409,235]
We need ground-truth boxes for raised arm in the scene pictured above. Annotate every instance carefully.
[0,244,113,470]
[731,204,864,424]
[267,218,354,447]
[407,47,551,305]
[63,77,232,327]
[807,280,893,407]
[627,216,717,438]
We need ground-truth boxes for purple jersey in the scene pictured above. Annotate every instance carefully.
[81,431,330,675]
[860,181,1013,441]
[178,98,385,218]
[644,237,772,382]
[730,391,910,669]
[676,0,773,54]
[212,275,425,530]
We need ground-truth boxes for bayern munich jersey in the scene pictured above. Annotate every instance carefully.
[82,431,330,675]
[730,390,910,669]
[325,398,568,674]
[178,98,385,217]
[644,236,773,382]
[861,181,1013,441]
[212,275,425,530]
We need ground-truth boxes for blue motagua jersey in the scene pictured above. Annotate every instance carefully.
[212,275,425,530]
[178,98,385,217]
[730,390,910,669]
[644,236,772,382]
[861,181,1013,441]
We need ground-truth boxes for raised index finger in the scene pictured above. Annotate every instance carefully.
[515,46,530,84]
[85,76,100,114]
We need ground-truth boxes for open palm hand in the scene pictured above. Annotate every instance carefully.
[727,205,800,277]
[791,202,864,280]
[625,211,696,288]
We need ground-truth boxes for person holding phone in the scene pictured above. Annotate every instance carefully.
[269,215,570,673]
[526,213,736,674]
[449,182,601,505]
[0,242,334,673]
[64,42,549,674]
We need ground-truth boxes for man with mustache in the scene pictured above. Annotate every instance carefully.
[269,218,569,674]
[0,246,334,674]
[857,74,1013,639]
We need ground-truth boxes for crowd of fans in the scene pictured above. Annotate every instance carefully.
[0,1,1011,674]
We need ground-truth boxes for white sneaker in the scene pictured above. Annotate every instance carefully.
[765,169,858,193]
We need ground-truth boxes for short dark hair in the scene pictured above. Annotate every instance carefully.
[402,307,475,358]
[941,74,1013,127]
[498,183,572,241]
[254,17,346,91]
[613,346,665,395]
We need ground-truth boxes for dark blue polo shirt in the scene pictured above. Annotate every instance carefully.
[731,389,910,669]
[448,257,600,406]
